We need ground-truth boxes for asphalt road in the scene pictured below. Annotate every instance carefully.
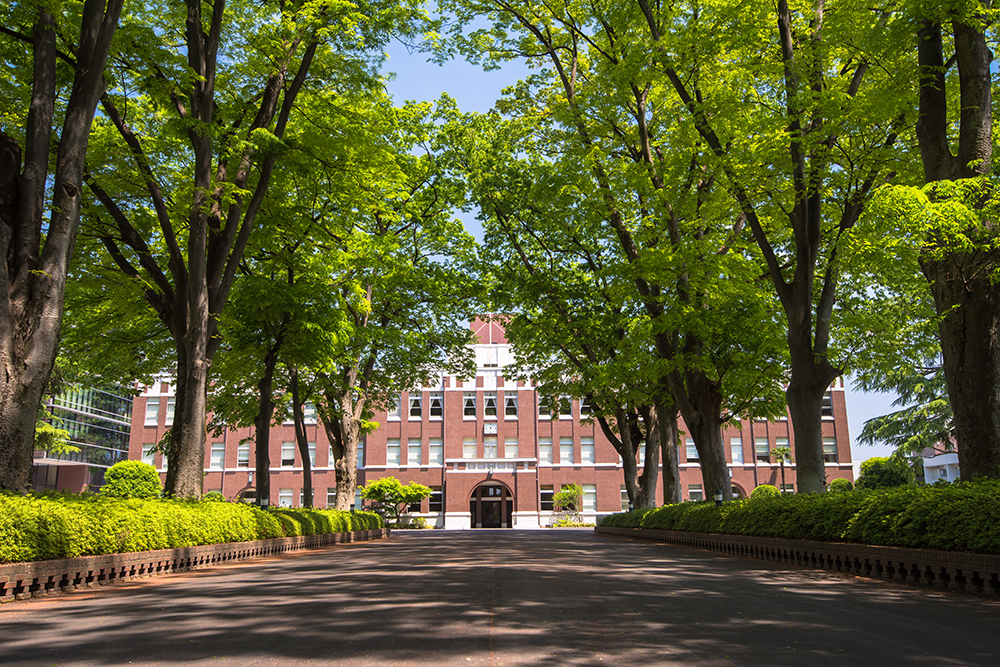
[1,529,998,666]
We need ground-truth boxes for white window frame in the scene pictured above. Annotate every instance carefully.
[582,484,597,511]
[237,442,250,468]
[484,392,498,418]
[278,488,293,508]
[463,392,476,419]
[387,394,402,421]
[429,392,444,419]
[463,438,477,459]
[504,439,519,459]
[581,437,595,464]
[407,439,422,467]
[504,395,517,418]
[731,438,744,465]
[409,394,422,420]
[484,436,498,459]
[144,398,160,426]
[539,439,553,465]
[387,439,401,466]
[559,437,574,465]
[429,439,444,466]
[210,443,225,470]
[164,397,176,426]
[281,441,295,468]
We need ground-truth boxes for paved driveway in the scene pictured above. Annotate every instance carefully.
[1,529,998,666]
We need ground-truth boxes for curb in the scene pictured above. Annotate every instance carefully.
[0,527,390,603]
[595,526,1000,595]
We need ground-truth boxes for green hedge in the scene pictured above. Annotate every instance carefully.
[0,492,382,564]
[600,480,1000,554]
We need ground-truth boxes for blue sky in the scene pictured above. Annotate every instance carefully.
[380,42,900,470]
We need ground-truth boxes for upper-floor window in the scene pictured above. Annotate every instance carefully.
[580,397,593,416]
[755,437,770,463]
[558,396,572,419]
[210,443,225,469]
[387,394,401,420]
[538,396,551,418]
[823,437,838,462]
[409,394,422,419]
[731,438,744,465]
[281,442,295,467]
[144,398,160,426]
[822,391,834,418]
[237,442,250,468]
[686,439,699,463]
[484,392,498,418]
[164,397,176,426]
[463,392,476,418]
[429,392,443,418]
[504,395,517,417]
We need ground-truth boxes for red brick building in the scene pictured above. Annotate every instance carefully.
[129,319,853,528]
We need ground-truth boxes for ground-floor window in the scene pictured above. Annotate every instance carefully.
[278,488,293,507]
[429,486,443,512]
[621,485,630,512]
[582,484,597,511]
[689,484,703,501]
[540,485,554,511]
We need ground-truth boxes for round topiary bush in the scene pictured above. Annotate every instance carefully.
[829,478,854,493]
[100,461,162,499]
[750,484,780,500]
[202,491,226,502]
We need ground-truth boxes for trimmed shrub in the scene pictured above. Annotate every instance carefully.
[829,478,854,493]
[598,480,1000,555]
[0,493,383,564]
[750,484,780,500]
[100,461,162,499]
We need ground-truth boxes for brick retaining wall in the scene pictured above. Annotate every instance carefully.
[595,526,1000,596]
[0,528,389,603]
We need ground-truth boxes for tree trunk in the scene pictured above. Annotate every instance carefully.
[785,367,833,494]
[597,405,660,509]
[165,339,209,498]
[318,382,360,512]
[290,367,313,508]
[249,347,280,508]
[656,396,682,505]
[671,369,733,501]
[915,15,1000,481]
[0,0,122,491]
[922,258,1000,480]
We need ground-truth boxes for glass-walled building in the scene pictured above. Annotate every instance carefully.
[33,384,134,492]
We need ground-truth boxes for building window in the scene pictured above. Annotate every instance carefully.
[302,403,317,424]
[407,439,422,467]
[580,397,593,416]
[463,392,476,418]
[538,396,550,418]
[408,496,423,513]
[144,398,160,426]
[689,484,704,501]
[429,486,443,513]
[686,439,698,463]
[581,437,595,464]
[427,438,443,466]
[484,436,498,459]
[300,489,313,507]
[559,437,574,465]
[278,488,293,507]
[539,439,553,464]
[164,397,175,426]
[504,439,519,459]
[387,439,401,466]
[409,394,422,419]
[142,443,156,466]
[429,392,443,418]
[354,489,363,510]
[237,442,250,468]
[823,437,838,462]
[281,441,295,467]
[583,484,597,511]
[540,485,554,511]
[731,438,744,465]
[822,391,834,417]
[463,438,477,459]
[308,441,316,467]
[558,396,572,419]
[637,443,646,464]
[484,392,498,418]
[621,485,630,512]
[387,394,401,421]
[505,395,517,417]
[755,437,770,463]
[210,443,225,469]
[357,441,365,469]
[781,484,795,494]
[327,488,337,507]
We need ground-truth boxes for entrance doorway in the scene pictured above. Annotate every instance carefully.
[470,482,513,528]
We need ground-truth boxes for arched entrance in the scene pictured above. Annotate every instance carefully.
[731,483,747,499]
[470,481,513,528]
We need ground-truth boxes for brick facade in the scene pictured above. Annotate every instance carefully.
[128,319,853,528]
